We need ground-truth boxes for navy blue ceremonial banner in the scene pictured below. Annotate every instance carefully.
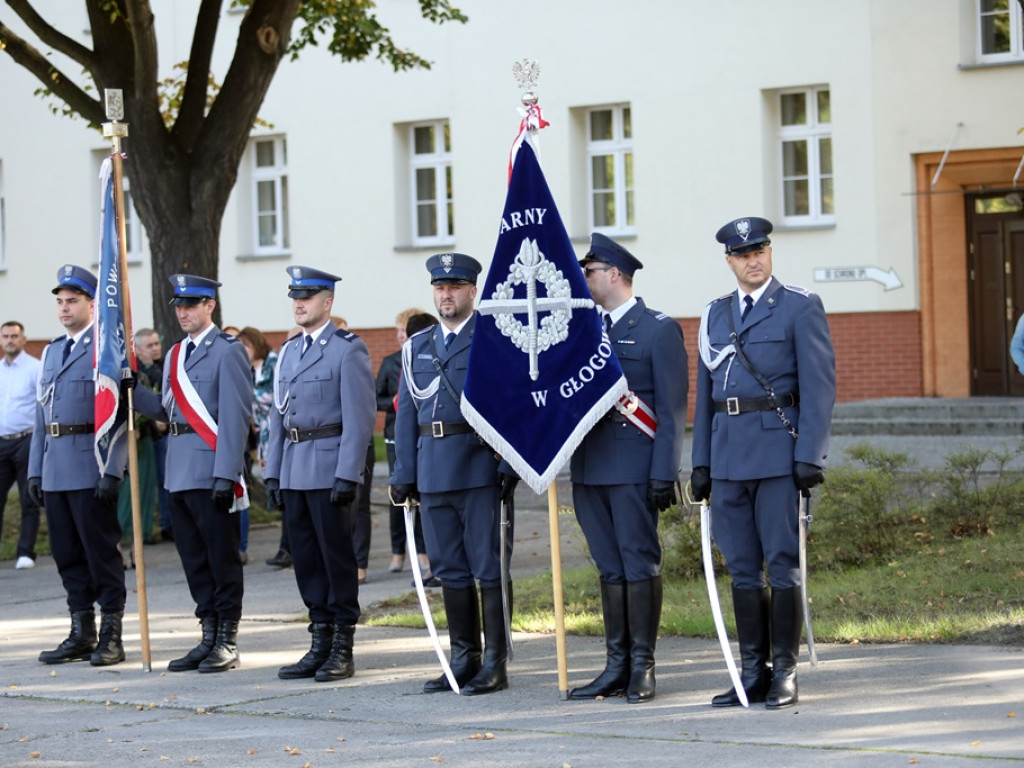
[461,136,627,493]
[94,157,131,475]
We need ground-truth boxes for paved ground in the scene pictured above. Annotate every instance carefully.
[1,431,1023,766]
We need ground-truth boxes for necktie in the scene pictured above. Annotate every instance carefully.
[302,335,313,357]
[444,332,455,349]
[61,338,74,364]
[741,295,754,320]
[184,340,196,362]
[603,313,613,336]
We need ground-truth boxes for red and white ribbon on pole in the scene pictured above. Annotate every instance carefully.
[508,104,550,182]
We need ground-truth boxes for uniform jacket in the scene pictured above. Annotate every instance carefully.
[29,328,126,490]
[392,313,501,494]
[691,277,836,481]
[134,327,253,492]
[570,298,688,485]
[375,349,402,441]
[264,324,376,491]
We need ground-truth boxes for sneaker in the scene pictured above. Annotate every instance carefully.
[15,556,35,570]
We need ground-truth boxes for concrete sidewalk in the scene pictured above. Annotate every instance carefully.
[2,485,1022,768]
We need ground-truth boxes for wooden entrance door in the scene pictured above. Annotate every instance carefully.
[967,192,1024,396]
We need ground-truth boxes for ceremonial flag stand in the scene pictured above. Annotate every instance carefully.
[101,89,152,671]
[461,61,629,699]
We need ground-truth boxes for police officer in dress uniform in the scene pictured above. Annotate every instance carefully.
[134,274,253,673]
[263,267,376,682]
[389,253,518,696]
[569,234,688,704]
[29,265,127,666]
[690,217,835,709]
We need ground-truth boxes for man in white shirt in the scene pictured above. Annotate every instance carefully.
[0,320,42,569]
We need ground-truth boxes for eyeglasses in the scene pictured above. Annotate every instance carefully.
[583,265,613,276]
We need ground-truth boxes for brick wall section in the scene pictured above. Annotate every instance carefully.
[23,310,922,433]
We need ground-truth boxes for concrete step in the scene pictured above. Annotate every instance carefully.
[831,397,1024,436]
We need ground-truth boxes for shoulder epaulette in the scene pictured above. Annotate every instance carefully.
[708,293,732,308]
[783,284,813,297]
[284,332,301,344]
[334,329,358,343]
[49,335,64,345]
[647,308,672,322]
[219,332,240,343]
[408,326,435,340]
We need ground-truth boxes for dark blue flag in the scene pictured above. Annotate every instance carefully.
[461,136,628,493]
[94,157,131,475]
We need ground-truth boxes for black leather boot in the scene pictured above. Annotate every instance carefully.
[766,587,802,709]
[424,586,481,693]
[39,611,97,664]
[712,586,772,706]
[315,624,355,682]
[278,622,334,679]
[90,612,125,666]
[626,576,662,703]
[168,616,218,672]
[570,580,629,699]
[461,584,510,696]
[197,619,240,673]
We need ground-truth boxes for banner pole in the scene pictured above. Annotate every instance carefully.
[103,89,151,672]
[547,480,569,698]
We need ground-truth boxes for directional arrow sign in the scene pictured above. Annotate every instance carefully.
[813,266,903,291]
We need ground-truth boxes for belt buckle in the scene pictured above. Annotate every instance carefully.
[169,423,179,436]
[288,428,300,443]
[431,421,444,438]
[726,397,740,416]
[48,423,61,437]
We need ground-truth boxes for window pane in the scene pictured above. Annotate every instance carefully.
[443,123,451,153]
[626,190,635,227]
[414,125,435,155]
[416,168,436,202]
[417,203,437,237]
[590,110,613,141]
[816,90,831,124]
[257,180,276,213]
[593,191,615,228]
[258,214,277,247]
[624,152,634,188]
[782,140,808,176]
[447,201,454,236]
[256,141,275,168]
[281,176,290,249]
[445,165,453,202]
[981,0,1008,13]
[981,9,1012,53]
[781,93,807,126]
[820,176,834,215]
[819,137,833,175]
[592,155,614,190]
[784,179,809,216]
[623,107,632,139]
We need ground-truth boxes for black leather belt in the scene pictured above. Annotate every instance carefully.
[47,422,94,437]
[0,429,32,440]
[419,421,475,438]
[714,392,799,415]
[168,422,196,436]
[288,423,342,443]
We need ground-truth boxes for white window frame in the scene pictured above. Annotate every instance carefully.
[777,86,834,226]
[977,0,1024,62]
[252,136,290,256]
[409,120,454,247]
[586,104,634,235]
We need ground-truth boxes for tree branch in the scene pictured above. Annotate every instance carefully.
[175,0,222,147]
[6,0,99,74]
[0,20,103,123]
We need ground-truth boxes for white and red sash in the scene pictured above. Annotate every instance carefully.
[616,390,658,440]
[169,339,248,511]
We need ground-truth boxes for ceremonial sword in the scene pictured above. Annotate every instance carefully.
[686,482,748,708]
[799,490,818,666]
[500,494,514,661]
[390,489,460,693]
